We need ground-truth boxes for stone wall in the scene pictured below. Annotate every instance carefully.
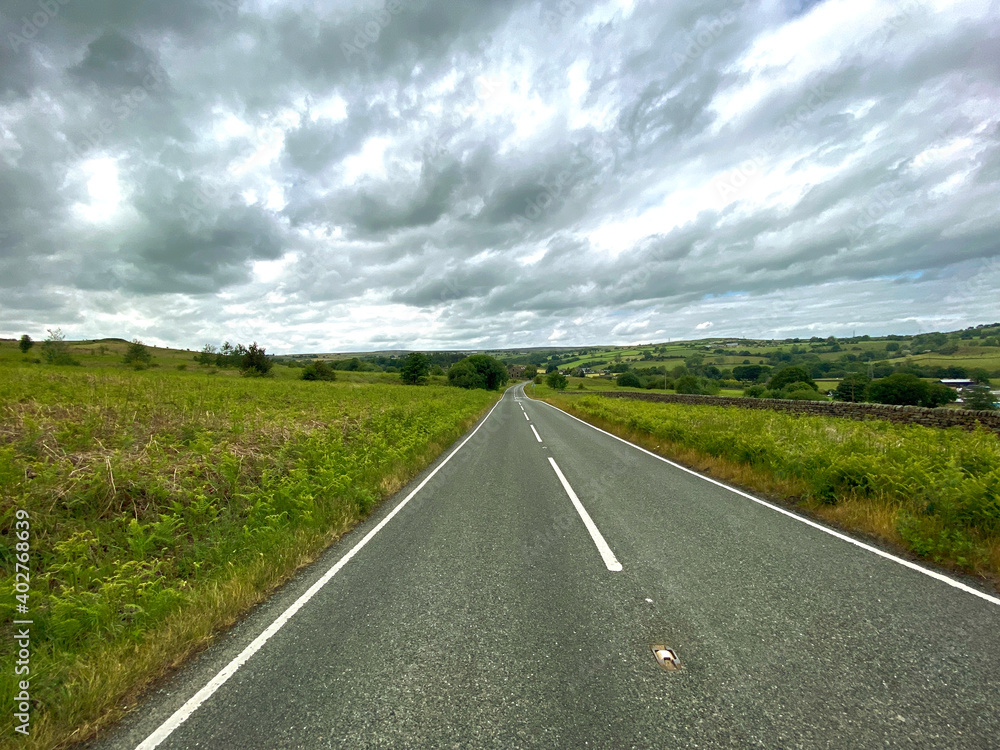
[578,391,1000,434]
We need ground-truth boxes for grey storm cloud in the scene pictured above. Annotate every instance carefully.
[1,0,998,352]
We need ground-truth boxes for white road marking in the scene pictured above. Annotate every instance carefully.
[530,424,542,442]
[524,411,530,421]
[527,388,1000,608]
[134,395,509,750]
[548,457,622,572]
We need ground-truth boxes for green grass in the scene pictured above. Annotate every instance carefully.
[0,359,498,748]
[529,386,1000,589]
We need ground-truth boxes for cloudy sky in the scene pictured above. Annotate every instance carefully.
[1,0,998,353]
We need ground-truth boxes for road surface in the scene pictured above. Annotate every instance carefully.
[90,383,1000,749]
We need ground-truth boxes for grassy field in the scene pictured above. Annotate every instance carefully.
[529,384,1000,591]
[0,355,498,749]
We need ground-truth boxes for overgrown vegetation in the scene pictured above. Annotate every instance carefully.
[447,354,509,390]
[531,386,1000,586]
[0,363,498,748]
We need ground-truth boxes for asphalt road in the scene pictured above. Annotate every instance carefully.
[90,383,1000,749]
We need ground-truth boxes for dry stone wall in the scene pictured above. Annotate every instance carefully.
[580,391,1000,434]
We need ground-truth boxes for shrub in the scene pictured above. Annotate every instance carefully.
[546,372,569,390]
[301,361,337,381]
[123,339,153,368]
[617,372,642,388]
[42,328,79,366]
[240,342,273,377]
[769,366,816,391]
[18,334,33,354]
[782,387,827,401]
[674,375,704,394]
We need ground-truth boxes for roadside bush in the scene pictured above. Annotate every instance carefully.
[449,354,508,390]
[546,372,569,390]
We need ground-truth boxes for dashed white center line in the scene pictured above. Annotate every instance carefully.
[530,424,542,442]
[524,412,530,421]
[548,457,622,572]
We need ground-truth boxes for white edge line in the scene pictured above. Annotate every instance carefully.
[527,387,1000,608]
[135,394,509,750]
[548,456,622,572]
[530,424,542,442]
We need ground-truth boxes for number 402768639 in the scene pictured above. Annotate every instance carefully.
[14,509,30,607]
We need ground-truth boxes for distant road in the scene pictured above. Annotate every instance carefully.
[92,384,1000,749]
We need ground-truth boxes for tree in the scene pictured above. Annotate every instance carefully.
[968,368,992,385]
[546,372,568,390]
[18,335,33,354]
[732,364,769,382]
[196,344,217,366]
[963,385,997,411]
[524,364,538,378]
[866,373,954,407]
[545,363,558,374]
[301,361,337,381]
[448,360,484,389]
[446,354,508,390]
[123,339,153,368]
[240,342,272,376]
[769,365,816,392]
[674,374,704,394]
[400,352,431,385]
[833,373,870,402]
[42,328,77,365]
[217,341,235,368]
[616,372,641,388]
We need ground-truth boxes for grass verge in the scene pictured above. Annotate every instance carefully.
[528,384,1000,593]
[0,365,498,749]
